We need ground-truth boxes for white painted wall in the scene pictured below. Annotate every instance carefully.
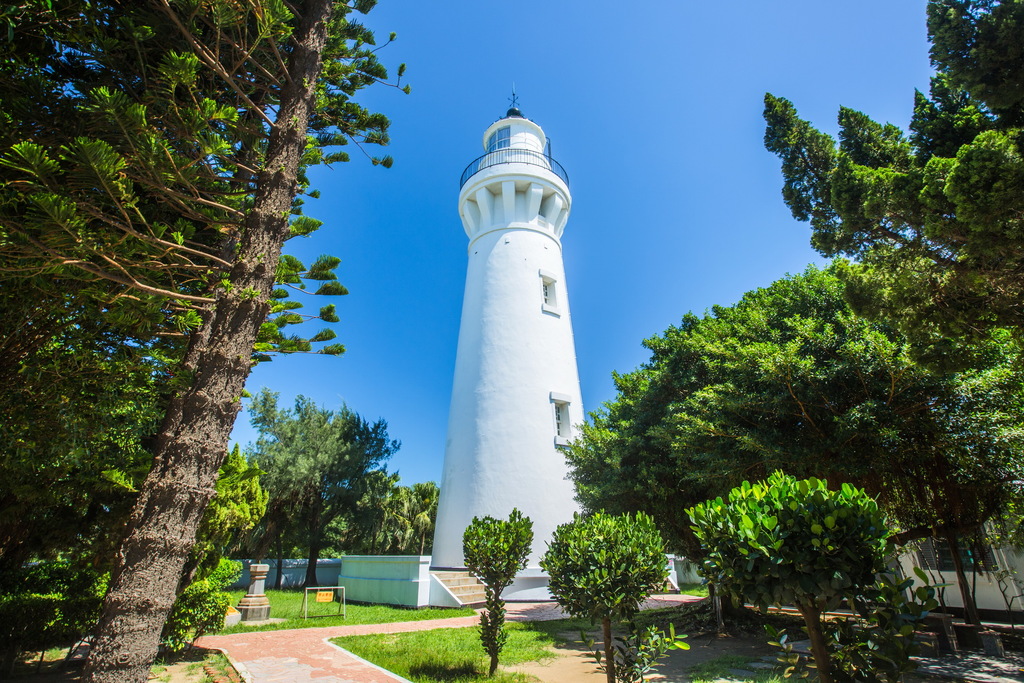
[232,558,342,590]
[432,114,583,583]
[897,546,1024,616]
[339,555,432,607]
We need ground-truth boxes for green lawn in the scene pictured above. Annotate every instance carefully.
[331,618,789,683]
[676,582,710,597]
[686,654,784,683]
[216,589,475,634]
[332,617,591,683]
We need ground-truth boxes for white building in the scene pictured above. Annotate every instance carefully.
[430,106,584,600]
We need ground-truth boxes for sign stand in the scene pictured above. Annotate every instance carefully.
[301,586,346,619]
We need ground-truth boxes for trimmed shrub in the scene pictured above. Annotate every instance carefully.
[689,472,929,683]
[463,508,533,676]
[541,511,673,683]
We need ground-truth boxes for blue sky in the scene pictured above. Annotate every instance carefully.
[230,0,935,484]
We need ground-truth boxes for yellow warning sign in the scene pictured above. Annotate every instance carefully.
[315,590,333,603]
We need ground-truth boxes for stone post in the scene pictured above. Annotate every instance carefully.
[236,563,271,621]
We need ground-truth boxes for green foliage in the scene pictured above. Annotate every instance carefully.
[927,0,1024,124]
[689,473,889,613]
[245,390,399,584]
[542,512,669,683]
[564,266,1024,563]
[0,0,396,338]
[0,562,108,677]
[690,473,908,683]
[827,571,938,682]
[1,0,406,674]
[188,445,268,581]
[988,498,1024,550]
[543,512,668,624]
[463,508,533,676]
[0,0,404,578]
[161,559,241,652]
[763,1,1024,356]
[580,623,688,683]
[344,473,440,555]
[0,278,175,572]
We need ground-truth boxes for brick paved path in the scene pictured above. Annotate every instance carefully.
[197,595,701,683]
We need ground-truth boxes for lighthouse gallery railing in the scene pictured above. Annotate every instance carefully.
[459,148,569,188]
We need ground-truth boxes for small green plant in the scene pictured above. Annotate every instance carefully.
[161,559,241,652]
[581,622,688,683]
[463,508,533,676]
[541,511,677,683]
[688,472,891,683]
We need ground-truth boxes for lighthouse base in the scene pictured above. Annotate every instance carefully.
[428,564,557,605]
[503,567,556,602]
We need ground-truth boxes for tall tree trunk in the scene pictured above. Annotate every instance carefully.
[798,601,833,683]
[943,527,983,625]
[274,531,285,590]
[83,3,334,680]
[305,506,322,587]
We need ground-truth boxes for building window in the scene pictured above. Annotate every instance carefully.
[554,402,567,437]
[550,392,572,446]
[917,538,998,573]
[539,270,559,315]
[486,126,510,152]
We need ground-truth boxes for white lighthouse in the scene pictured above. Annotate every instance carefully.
[431,106,583,599]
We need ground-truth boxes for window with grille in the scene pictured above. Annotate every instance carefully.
[539,270,558,315]
[554,402,567,437]
[917,538,998,572]
[550,392,572,445]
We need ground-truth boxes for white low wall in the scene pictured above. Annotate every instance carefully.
[673,557,702,585]
[232,558,342,590]
[232,556,445,608]
[339,555,432,607]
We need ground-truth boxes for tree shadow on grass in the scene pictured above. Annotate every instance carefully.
[407,661,482,681]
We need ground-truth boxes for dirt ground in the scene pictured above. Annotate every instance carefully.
[510,632,776,683]
[11,647,222,683]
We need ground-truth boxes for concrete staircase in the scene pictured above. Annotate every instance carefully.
[432,571,487,606]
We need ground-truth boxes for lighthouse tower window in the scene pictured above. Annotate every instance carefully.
[550,392,572,446]
[539,270,559,315]
[486,126,510,152]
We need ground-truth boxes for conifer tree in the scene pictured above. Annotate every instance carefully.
[2,1,404,679]
[763,0,1024,361]
[246,390,399,586]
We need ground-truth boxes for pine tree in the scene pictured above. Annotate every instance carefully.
[762,0,1024,362]
[0,1,404,679]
